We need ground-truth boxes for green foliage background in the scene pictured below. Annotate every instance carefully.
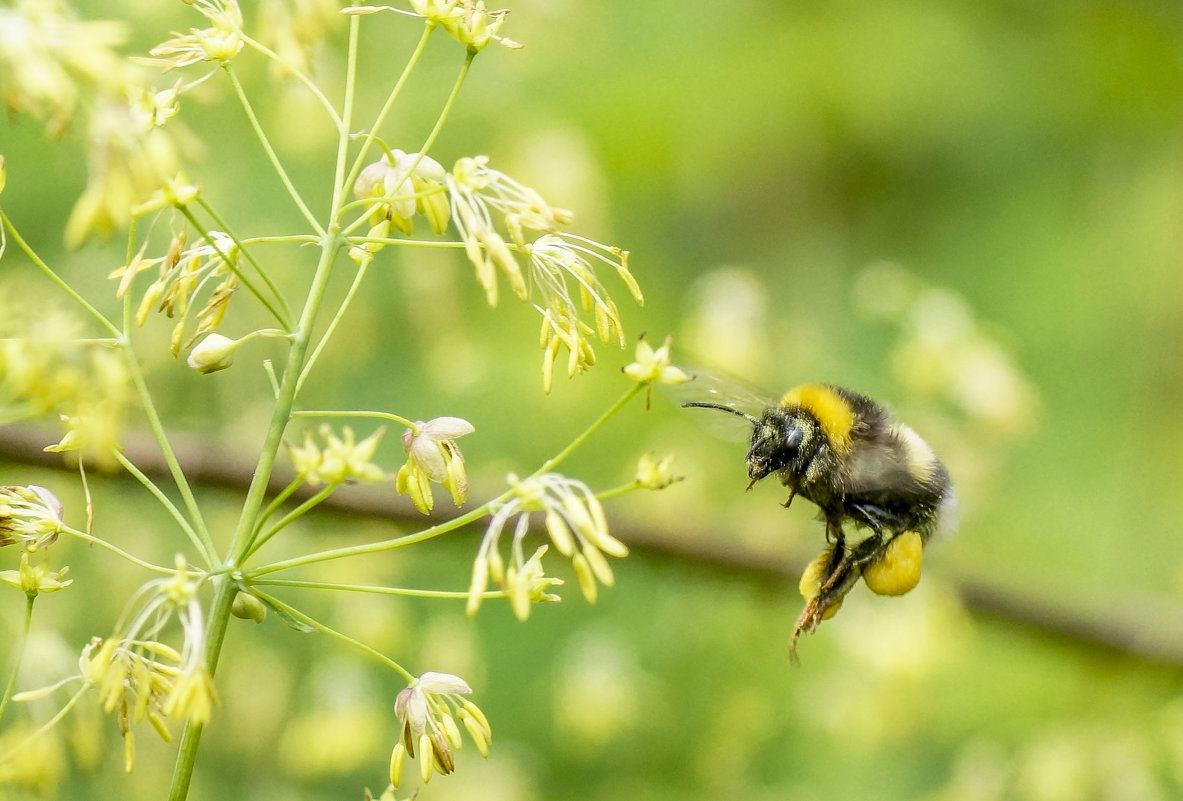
[3,1,1183,799]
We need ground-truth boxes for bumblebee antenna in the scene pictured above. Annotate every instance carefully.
[682,401,761,425]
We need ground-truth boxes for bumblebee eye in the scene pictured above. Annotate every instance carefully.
[785,427,802,450]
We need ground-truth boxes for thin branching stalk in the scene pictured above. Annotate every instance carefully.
[120,298,218,566]
[224,65,324,235]
[251,589,413,680]
[248,384,644,577]
[0,596,35,725]
[252,577,508,601]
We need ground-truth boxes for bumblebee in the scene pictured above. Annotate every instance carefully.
[685,383,957,658]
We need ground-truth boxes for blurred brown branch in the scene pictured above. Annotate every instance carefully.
[3,424,1182,665]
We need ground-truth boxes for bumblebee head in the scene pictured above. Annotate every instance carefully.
[682,401,811,484]
[746,410,805,482]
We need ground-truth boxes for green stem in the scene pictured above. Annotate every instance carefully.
[294,256,370,396]
[594,482,641,502]
[114,451,207,560]
[176,205,291,329]
[239,34,344,130]
[251,589,412,680]
[251,476,305,539]
[195,198,294,326]
[121,298,218,567]
[340,49,474,238]
[167,14,367,799]
[243,482,339,561]
[252,577,506,601]
[291,409,417,429]
[339,23,435,215]
[247,502,483,577]
[224,64,324,236]
[248,383,645,576]
[58,525,175,575]
[0,210,121,338]
[0,683,89,769]
[0,596,35,725]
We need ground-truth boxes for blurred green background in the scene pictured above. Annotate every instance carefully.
[3,0,1183,799]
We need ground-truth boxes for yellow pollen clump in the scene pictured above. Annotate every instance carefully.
[863,531,923,596]
[798,549,843,619]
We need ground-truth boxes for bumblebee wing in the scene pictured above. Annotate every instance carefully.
[663,366,776,442]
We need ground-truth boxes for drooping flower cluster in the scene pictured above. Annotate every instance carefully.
[351,149,645,391]
[468,472,627,620]
[447,156,643,391]
[396,417,474,514]
[111,229,241,358]
[0,485,64,551]
[0,486,71,599]
[77,556,219,772]
[138,0,244,72]
[526,234,642,393]
[354,150,450,235]
[388,672,491,787]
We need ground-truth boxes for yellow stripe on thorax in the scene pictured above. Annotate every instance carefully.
[781,384,856,452]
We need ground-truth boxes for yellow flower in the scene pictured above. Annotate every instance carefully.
[468,472,625,619]
[138,0,244,71]
[0,485,64,551]
[408,0,522,51]
[0,552,71,597]
[353,150,449,234]
[397,417,475,514]
[0,0,131,135]
[288,426,388,487]
[391,672,490,786]
[623,333,688,385]
[634,452,681,490]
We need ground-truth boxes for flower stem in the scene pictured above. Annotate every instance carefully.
[294,255,370,395]
[175,204,291,329]
[58,525,175,575]
[0,210,121,338]
[114,451,207,561]
[248,383,645,576]
[243,482,340,560]
[224,64,324,236]
[196,197,294,325]
[0,683,89,770]
[240,33,344,130]
[291,409,417,428]
[252,577,508,600]
[0,596,35,725]
[251,589,413,680]
[167,14,367,799]
[340,23,435,213]
[121,298,218,567]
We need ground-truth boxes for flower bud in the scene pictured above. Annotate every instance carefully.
[186,333,240,374]
[230,591,267,623]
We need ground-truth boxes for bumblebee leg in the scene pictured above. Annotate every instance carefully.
[790,551,862,663]
[851,502,911,537]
